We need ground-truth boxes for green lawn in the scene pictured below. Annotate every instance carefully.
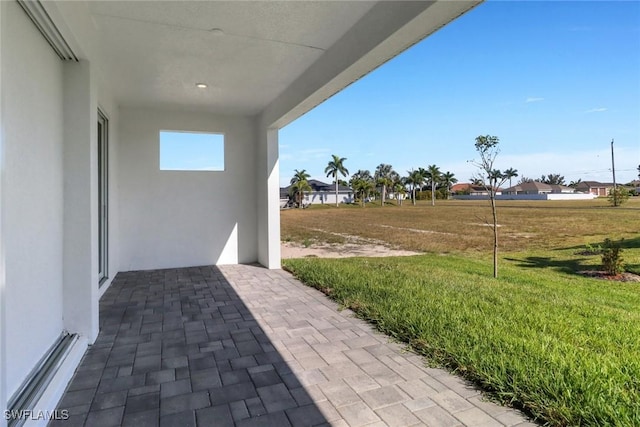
[283,254,640,426]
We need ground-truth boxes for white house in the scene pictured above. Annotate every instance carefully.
[281,179,354,206]
[497,182,596,200]
[502,181,575,195]
[0,1,480,424]
[574,181,616,196]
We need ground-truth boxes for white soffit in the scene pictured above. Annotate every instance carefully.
[85,1,378,115]
[54,1,481,118]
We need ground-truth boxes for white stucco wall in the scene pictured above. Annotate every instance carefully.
[118,108,257,271]
[256,125,281,269]
[544,193,597,200]
[1,1,65,397]
[305,192,354,205]
[454,194,598,201]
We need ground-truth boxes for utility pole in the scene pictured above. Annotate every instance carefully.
[611,139,618,206]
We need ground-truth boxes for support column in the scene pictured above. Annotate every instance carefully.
[256,126,281,269]
[63,60,99,342]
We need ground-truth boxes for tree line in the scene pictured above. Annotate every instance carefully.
[288,159,463,208]
[287,150,640,210]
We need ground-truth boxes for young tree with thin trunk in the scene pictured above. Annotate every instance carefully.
[472,135,508,279]
[324,154,349,207]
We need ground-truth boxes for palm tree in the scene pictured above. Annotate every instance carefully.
[289,169,311,208]
[487,169,504,192]
[351,177,374,207]
[417,167,428,198]
[374,164,394,206]
[389,171,402,206]
[290,180,311,208]
[424,164,441,206]
[503,167,519,188]
[441,171,457,199]
[569,178,582,188]
[517,176,534,184]
[393,178,407,206]
[351,169,372,182]
[406,169,424,205]
[324,155,349,207]
[539,173,565,185]
[350,170,374,204]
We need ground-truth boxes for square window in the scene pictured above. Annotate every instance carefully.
[160,130,224,171]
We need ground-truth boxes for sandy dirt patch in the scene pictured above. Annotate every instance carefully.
[281,242,421,259]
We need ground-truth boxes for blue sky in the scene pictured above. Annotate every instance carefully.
[160,131,224,171]
[279,0,640,187]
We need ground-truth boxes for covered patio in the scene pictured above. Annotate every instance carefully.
[51,265,533,426]
[1,1,529,424]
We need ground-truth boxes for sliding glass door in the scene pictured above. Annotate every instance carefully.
[98,111,108,286]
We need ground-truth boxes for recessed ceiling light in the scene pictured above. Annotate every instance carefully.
[209,28,224,36]
[196,83,208,89]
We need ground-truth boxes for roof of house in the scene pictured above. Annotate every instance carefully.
[451,183,472,192]
[575,181,615,188]
[308,179,352,192]
[451,183,502,193]
[549,184,575,192]
[503,181,574,193]
[280,179,352,198]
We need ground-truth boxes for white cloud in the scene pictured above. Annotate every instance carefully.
[525,97,544,103]
[585,107,607,113]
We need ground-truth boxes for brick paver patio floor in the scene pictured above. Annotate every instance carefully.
[51,264,536,427]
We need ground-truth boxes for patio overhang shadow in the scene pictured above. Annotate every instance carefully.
[51,266,326,426]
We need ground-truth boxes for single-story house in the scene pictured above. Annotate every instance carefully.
[281,179,354,206]
[0,1,482,421]
[451,183,503,196]
[502,181,575,195]
[574,181,615,196]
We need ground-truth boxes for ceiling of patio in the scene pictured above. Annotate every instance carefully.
[72,1,481,118]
